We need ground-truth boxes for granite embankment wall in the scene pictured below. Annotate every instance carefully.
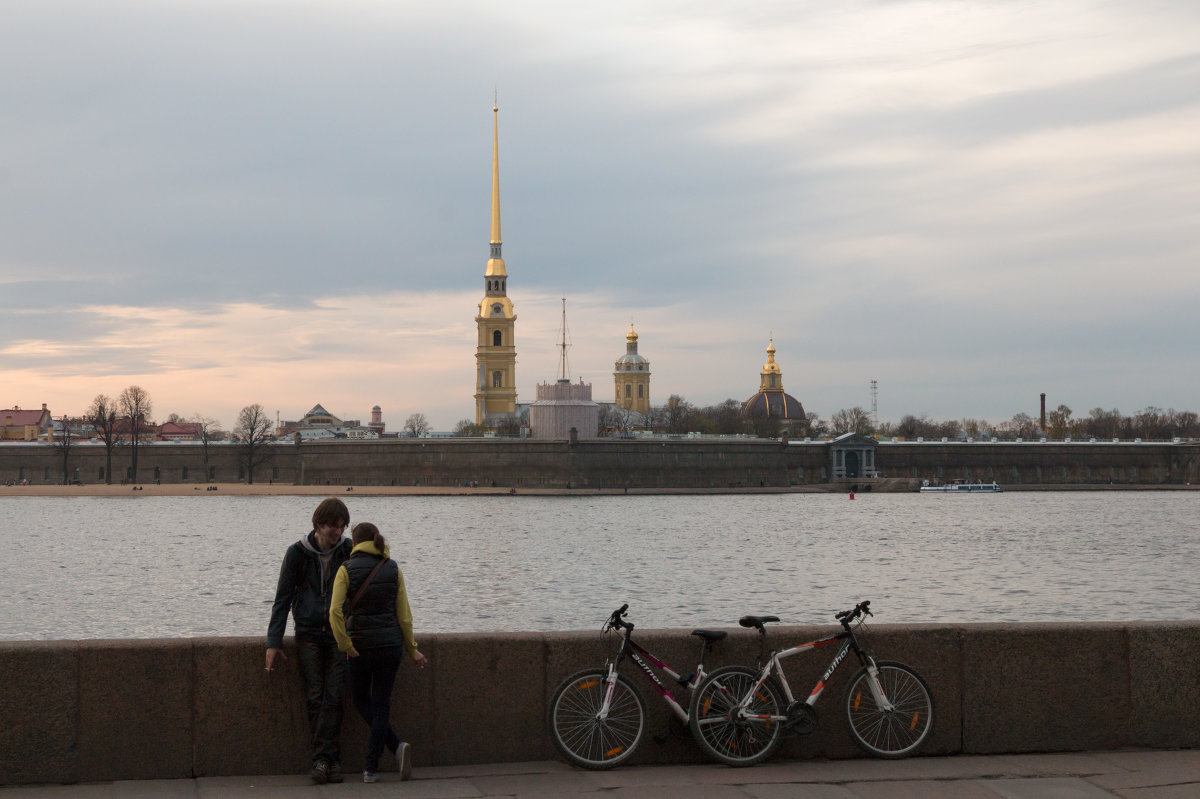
[2,439,1197,489]
[3,622,1198,785]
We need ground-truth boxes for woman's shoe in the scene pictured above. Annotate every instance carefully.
[363,770,379,783]
[397,742,412,781]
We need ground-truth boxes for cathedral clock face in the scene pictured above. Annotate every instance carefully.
[492,303,503,316]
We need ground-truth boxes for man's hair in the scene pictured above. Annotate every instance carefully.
[312,497,350,529]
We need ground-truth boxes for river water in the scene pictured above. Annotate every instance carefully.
[2,492,1196,640]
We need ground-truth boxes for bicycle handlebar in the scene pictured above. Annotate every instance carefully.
[835,600,872,625]
[604,604,633,633]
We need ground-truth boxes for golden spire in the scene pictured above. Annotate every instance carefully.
[761,337,782,380]
[626,323,638,344]
[485,100,507,278]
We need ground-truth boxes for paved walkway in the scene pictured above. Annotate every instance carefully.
[5,750,1198,798]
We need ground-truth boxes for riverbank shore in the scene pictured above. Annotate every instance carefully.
[1,482,1195,497]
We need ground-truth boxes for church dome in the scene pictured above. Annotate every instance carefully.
[741,337,805,420]
[615,324,649,370]
[743,390,805,419]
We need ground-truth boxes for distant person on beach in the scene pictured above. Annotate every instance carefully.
[330,521,428,784]
[265,497,354,785]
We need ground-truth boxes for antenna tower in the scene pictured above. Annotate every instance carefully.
[557,297,572,381]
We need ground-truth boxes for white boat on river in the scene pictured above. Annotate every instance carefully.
[920,480,1005,493]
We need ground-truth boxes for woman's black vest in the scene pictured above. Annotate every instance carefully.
[343,552,402,650]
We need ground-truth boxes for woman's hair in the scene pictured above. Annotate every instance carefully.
[312,498,350,530]
[351,521,387,552]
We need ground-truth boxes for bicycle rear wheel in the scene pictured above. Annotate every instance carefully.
[844,660,933,758]
[548,668,646,769]
[688,665,784,767]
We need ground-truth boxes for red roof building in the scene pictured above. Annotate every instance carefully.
[1,404,53,441]
[158,421,202,441]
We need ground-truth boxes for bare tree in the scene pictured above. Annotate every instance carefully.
[1047,404,1073,440]
[663,394,694,435]
[192,414,223,482]
[50,415,74,485]
[453,419,483,437]
[119,385,153,483]
[831,407,874,436]
[403,413,431,437]
[233,404,275,484]
[87,394,120,484]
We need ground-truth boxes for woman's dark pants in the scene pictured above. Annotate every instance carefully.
[348,645,403,772]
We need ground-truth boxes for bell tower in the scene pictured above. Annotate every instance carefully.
[474,101,518,425]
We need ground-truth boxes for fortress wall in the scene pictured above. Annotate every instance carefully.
[0,440,1195,489]
[873,442,1199,485]
[3,622,1198,785]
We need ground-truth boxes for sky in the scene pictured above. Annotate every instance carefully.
[3,1,1199,432]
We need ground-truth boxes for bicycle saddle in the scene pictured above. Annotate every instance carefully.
[690,629,728,642]
[738,615,780,628]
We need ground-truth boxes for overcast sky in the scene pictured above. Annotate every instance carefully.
[3,1,1198,431]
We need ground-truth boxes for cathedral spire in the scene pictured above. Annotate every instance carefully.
[486,101,506,277]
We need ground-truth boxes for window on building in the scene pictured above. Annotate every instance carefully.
[182,467,188,480]
[493,330,502,346]
[98,467,105,481]
[638,385,644,399]
[625,384,631,398]
[493,371,503,388]
[770,375,777,387]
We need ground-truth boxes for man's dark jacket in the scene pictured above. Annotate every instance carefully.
[267,532,352,648]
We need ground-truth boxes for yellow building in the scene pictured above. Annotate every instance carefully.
[613,325,650,415]
[474,103,518,425]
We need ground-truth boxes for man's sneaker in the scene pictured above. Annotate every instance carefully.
[327,762,344,784]
[397,741,412,781]
[363,770,379,783]
[310,760,330,785]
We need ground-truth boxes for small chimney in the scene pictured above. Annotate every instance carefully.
[1040,393,1047,431]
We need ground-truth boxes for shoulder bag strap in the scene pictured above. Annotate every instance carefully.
[346,558,388,617]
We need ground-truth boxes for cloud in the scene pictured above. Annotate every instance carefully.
[2,1,1199,431]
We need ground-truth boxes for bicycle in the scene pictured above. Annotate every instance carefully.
[548,604,729,769]
[689,600,933,766]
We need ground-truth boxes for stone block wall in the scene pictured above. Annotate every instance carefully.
[2,622,1198,785]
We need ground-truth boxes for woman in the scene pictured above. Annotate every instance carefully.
[330,522,429,783]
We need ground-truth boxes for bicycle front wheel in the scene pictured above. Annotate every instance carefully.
[844,660,933,758]
[689,665,785,767]
[548,668,646,769]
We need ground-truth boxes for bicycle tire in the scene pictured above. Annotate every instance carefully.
[548,668,647,769]
[843,660,933,758]
[688,665,785,767]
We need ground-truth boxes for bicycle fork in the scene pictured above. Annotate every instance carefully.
[856,657,896,713]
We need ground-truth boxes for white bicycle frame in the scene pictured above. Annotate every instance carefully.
[738,629,895,720]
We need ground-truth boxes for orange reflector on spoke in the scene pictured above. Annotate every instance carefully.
[853,691,862,710]
[910,713,919,730]
[605,746,624,757]
[578,681,599,690]
[702,697,712,715]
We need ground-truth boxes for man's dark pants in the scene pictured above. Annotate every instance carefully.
[296,633,346,767]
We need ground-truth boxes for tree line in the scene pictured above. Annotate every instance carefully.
[51,388,277,485]
[453,398,1200,442]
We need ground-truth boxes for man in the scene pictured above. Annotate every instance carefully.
[266,497,354,784]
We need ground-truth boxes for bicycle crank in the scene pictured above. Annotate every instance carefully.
[784,701,818,734]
